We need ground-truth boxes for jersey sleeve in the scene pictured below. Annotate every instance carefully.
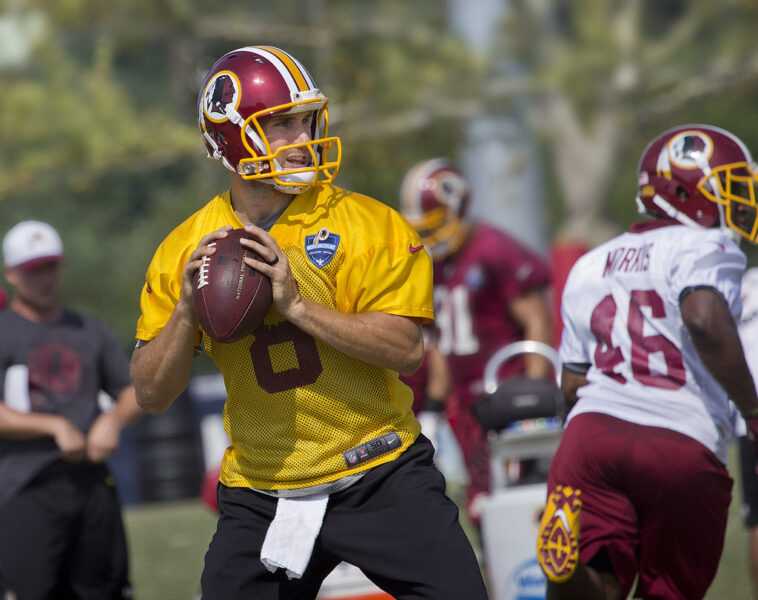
[669,232,746,318]
[336,220,434,322]
[92,318,133,399]
[491,232,550,303]
[558,259,592,366]
[135,237,201,344]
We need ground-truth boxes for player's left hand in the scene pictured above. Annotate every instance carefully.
[86,412,122,463]
[240,224,303,319]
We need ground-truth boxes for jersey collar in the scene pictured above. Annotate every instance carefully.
[629,218,681,234]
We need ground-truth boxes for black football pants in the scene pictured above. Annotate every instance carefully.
[0,461,131,600]
[201,434,489,599]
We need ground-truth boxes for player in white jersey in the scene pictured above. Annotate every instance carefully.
[737,267,758,598]
[537,124,758,600]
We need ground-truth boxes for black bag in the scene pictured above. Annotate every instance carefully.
[472,376,564,432]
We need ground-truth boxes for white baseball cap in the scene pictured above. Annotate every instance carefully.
[2,220,64,271]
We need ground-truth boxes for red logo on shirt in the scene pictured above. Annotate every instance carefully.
[409,243,425,254]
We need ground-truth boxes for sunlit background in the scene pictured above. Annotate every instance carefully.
[2,1,758,598]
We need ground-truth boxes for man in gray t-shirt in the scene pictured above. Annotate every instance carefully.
[0,220,144,599]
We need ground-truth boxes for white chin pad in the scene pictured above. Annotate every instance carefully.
[280,170,316,185]
[272,158,316,185]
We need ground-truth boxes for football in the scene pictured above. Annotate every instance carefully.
[192,228,273,343]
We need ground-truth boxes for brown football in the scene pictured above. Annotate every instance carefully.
[192,229,273,343]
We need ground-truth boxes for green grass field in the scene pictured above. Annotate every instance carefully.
[123,446,754,599]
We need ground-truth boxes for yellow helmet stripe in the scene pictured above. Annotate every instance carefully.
[257,46,310,91]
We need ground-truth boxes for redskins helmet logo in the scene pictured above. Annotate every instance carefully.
[659,130,714,175]
[203,71,241,123]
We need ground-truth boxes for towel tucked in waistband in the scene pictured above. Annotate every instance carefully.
[260,494,329,579]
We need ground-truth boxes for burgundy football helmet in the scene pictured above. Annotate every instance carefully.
[636,124,758,243]
[197,46,341,193]
[399,159,472,260]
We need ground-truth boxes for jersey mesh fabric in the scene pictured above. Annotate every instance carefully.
[136,185,432,489]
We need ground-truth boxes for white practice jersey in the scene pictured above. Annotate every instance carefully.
[559,221,746,463]
[739,267,758,379]
[732,267,758,438]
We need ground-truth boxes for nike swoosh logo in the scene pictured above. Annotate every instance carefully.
[409,243,425,254]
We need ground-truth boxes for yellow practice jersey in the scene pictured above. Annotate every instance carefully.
[136,184,434,490]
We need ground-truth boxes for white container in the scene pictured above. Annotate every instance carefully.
[480,483,548,600]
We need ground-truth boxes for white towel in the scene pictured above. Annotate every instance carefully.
[4,364,30,413]
[260,494,329,579]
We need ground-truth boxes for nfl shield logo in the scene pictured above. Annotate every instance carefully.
[305,232,340,268]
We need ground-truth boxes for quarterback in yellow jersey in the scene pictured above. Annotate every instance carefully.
[130,46,488,600]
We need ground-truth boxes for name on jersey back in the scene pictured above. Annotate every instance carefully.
[603,243,653,277]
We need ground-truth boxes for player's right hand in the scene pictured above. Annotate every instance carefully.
[53,417,86,462]
[180,226,233,320]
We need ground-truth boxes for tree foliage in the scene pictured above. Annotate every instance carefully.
[0,0,476,353]
[501,0,758,244]
[4,0,758,350]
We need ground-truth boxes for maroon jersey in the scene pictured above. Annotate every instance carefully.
[399,353,429,414]
[433,223,550,405]
[398,326,439,414]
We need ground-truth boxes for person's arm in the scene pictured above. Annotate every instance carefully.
[130,301,199,415]
[425,344,451,407]
[0,402,86,461]
[508,288,554,379]
[283,306,423,376]
[130,227,232,415]
[241,225,425,375]
[86,385,144,463]
[560,367,589,411]
[681,288,758,417]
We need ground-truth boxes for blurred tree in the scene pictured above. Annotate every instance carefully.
[500,0,758,246]
[6,0,758,350]
[0,0,477,356]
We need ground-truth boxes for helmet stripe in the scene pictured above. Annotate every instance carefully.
[256,46,312,92]
[236,47,299,94]
[285,53,316,89]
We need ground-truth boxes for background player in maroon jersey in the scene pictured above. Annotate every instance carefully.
[399,327,450,415]
[400,158,554,523]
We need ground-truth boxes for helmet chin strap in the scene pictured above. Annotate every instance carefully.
[256,158,317,194]
[258,177,306,195]
[651,194,704,229]
[646,192,741,242]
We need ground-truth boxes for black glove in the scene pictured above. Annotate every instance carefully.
[423,396,446,413]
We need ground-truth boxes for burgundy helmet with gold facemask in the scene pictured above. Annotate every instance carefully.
[198,46,341,194]
[400,159,472,260]
[636,124,758,243]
